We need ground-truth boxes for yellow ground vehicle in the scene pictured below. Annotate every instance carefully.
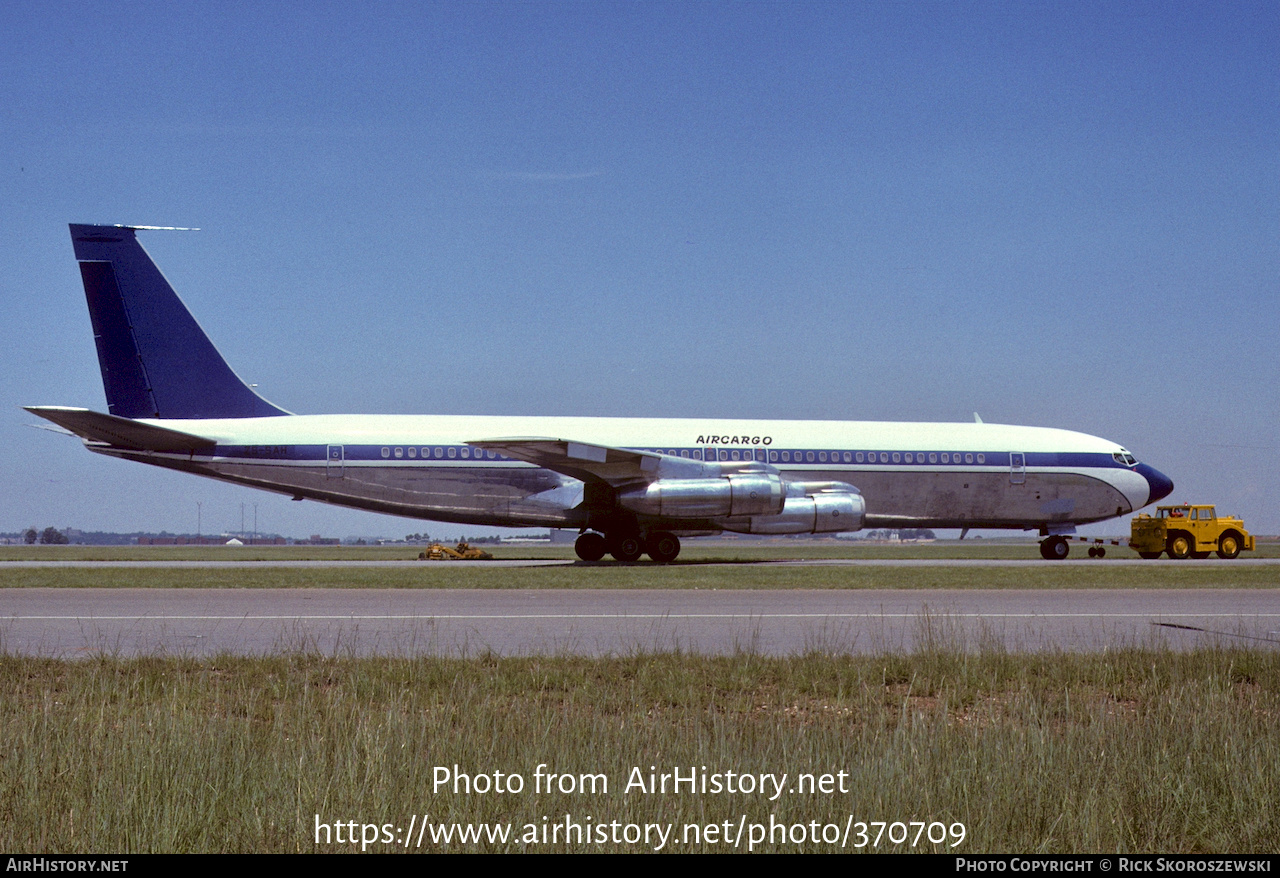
[419,541,494,561]
[1129,504,1254,559]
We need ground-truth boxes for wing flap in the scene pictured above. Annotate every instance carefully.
[468,437,662,485]
[24,406,216,454]
[469,437,761,486]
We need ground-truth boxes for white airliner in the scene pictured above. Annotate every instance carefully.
[28,224,1173,562]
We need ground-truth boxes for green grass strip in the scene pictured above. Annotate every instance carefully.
[0,563,1275,589]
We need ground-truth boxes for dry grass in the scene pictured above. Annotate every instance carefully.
[1,647,1277,853]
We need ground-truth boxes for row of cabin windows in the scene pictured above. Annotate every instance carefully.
[778,450,985,464]
[380,447,503,460]
[640,449,988,465]
[377,446,989,464]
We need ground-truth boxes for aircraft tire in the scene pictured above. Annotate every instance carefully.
[646,532,681,563]
[575,532,607,562]
[1217,533,1241,560]
[610,535,644,563]
[1039,537,1069,560]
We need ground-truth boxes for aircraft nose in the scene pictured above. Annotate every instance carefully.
[1135,463,1174,506]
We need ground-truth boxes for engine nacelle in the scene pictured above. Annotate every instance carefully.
[723,490,865,535]
[617,474,785,518]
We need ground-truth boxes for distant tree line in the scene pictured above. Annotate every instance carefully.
[23,527,69,545]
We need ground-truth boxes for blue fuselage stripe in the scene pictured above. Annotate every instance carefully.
[210,444,1137,472]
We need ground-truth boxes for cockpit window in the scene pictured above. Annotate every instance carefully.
[1113,450,1138,466]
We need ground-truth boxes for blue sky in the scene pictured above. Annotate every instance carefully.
[4,1,1277,539]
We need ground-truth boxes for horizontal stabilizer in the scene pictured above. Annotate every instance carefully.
[24,406,215,453]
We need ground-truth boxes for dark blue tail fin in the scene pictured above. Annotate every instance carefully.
[69,224,289,419]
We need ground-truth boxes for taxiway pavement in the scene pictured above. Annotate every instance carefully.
[2,587,1275,657]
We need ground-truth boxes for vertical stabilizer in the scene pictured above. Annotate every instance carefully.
[69,224,289,419]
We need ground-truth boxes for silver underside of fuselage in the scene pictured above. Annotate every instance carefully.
[99,447,1135,532]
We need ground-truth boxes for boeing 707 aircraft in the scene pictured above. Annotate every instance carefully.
[27,224,1174,561]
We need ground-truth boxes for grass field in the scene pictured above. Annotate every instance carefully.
[3,647,1277,853]
[2,563,1278,590]
[1,540,1277,590]
[3,542,1275,854]
[2,539,1278,564]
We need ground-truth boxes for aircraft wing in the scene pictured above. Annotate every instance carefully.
[469,437,706,486]
[25,406,216,454]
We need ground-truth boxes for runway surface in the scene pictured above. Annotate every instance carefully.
[2,588,1276,657]
[5,557,1279,568]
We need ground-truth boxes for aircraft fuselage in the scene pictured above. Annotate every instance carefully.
[89,413,1163,533]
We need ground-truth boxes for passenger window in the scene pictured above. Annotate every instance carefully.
[855,452,864,462]
[843,452,851,462]
[381,447,390,459]
[395,447,404,458]
[682,450,691,458]
[434,448,443,458]
[407,447,416,458]
[977,454,985,464]
[819,452,827,462]
[929,453,937,463]
[806,451,815,462]
[965,453,974,464]
[880,453,888,463]
[447,448,457,459]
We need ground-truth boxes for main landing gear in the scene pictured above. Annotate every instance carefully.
[1039,535,1070,560]
[575,530,681,563]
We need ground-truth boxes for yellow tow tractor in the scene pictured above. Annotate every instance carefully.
[1129,504,1254,560]
[419,541,494,561]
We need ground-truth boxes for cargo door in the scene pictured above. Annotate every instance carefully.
[327,445,344,478]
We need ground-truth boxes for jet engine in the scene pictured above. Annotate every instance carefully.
[617,473,785,518]
[720,481,865,534]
